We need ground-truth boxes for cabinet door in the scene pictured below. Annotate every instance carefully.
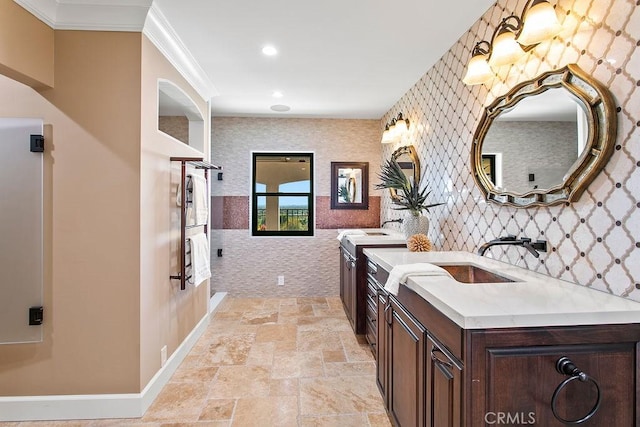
[339,247,345,301]
[471,330,638,427]
[389,296,426,427]
[426,336,462,427]
[339,248,354,325]
[376,290,389,404]
[348,254,357,327]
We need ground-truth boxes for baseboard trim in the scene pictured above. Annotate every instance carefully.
[0,311,212,422]
[209,291,227,314]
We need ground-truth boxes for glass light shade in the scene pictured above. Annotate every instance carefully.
[381,126,392,143]
[517,1,561,46]
[489,31,526,67]
[463,54,493,85]
[395,117,408,133]
[388,119,398,139]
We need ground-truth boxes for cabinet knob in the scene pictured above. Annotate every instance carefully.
[551,356,601,425]
[367,261,378,274]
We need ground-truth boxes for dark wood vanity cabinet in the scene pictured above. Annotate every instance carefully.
[369,254,462,427]
[386,290,463,427]
[469,326,639,426]
[365,255,640,427]
[339,240,404,335]
[388,295,427,427]
[339,245,357,329]
[426,335,462,427]
[367,257,391,354]
[376,288,389,403]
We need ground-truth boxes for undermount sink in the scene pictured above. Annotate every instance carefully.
[438,264,518,284]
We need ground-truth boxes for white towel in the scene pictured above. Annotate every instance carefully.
[336,229,367,241]
[187,233,211,287]
[189,174,208,226]
[384,263,452,295]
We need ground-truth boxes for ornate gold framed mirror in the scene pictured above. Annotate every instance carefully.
[390,145,421,201]
[471,64,617,208]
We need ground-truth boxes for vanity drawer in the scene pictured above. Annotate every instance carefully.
[367,259,390,286]
[366,295,376,322]
[365,294,377,352]
[366,317,377,349]
[367,280,378,306]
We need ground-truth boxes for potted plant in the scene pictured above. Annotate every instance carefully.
[375,158,443,237]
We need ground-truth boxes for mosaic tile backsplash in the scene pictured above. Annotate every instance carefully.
[380,0,640,300]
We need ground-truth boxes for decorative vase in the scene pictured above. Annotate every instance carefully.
[402,214,429,238]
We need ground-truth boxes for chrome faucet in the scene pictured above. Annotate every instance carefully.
[381,218,404,227]
[478,235,548,258]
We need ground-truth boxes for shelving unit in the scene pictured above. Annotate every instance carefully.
[170,157,221,290]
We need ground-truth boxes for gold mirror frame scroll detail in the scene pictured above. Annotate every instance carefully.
[471,64,617,208]
[390,145,421,202]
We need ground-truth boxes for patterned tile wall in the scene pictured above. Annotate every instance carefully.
[210,117,381,297]
[380,0,640,301]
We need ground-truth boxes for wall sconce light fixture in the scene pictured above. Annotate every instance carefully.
[381,113,410,144]
[463,0,561,85]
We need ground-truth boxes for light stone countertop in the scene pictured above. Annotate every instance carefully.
[337,228,407,246]
[362,248,640,329]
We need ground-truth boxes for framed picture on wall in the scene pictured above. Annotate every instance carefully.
[330,162,369,210]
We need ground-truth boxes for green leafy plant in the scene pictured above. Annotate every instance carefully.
[375,158,443,216]
[338,184,351,203]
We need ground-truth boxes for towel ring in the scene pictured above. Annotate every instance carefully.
[551,357,601,425]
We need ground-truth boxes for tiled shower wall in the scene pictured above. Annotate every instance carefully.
[210,117,381,297]
[381,0,640,300]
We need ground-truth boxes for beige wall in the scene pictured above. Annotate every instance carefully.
[140,35,210,388]
[210,117,381,297]
[0,30,142,395]
[0,0,53,88]
[0,8,210,396]
[380,0,640,301]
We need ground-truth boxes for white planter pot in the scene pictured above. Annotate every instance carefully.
[402,214,429,238]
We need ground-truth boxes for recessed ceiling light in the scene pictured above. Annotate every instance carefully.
[262,45,277,56]
[272,91,284,98]
[270,104,290,112]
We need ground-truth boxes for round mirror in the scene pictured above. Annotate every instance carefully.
[390,145,420,201]
[472,64,616,207]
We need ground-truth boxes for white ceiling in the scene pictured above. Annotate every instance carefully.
[154,0,496,119]
[15,0,497,119]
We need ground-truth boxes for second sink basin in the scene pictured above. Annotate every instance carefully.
[438,264,517,284]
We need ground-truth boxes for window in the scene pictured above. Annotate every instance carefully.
[252,153,314,236]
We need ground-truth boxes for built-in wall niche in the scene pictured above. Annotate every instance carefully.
[158,80,205,152]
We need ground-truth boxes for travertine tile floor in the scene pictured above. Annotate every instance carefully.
[2,297,392,427]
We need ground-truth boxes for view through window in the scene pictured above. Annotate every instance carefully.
[252,153,314,236]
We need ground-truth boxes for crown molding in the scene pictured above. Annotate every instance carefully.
[143,3,218,101]
[13,0,152,31]
[13,0,217,102]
